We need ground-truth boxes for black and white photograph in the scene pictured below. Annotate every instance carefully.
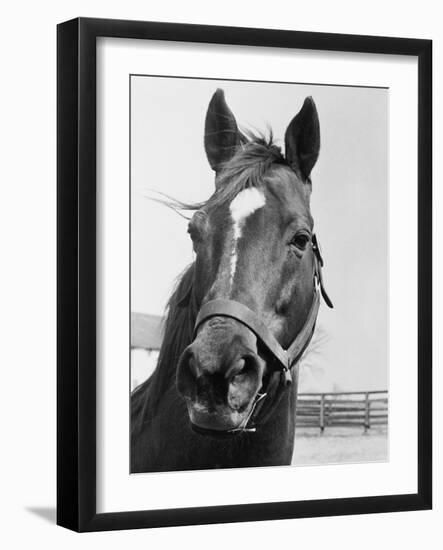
[130,76,388,473]
[54,16,432,534]
[0,1,437,544]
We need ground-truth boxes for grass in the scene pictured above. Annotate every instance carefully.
[292,427,388,466]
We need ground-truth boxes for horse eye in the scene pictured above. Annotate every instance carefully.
[188,212,207,242]
[187,223,201,243]
[290,233,310,250]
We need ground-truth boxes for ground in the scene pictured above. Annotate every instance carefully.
[292,427,388,466]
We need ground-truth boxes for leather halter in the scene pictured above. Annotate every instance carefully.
[191,234,333,435]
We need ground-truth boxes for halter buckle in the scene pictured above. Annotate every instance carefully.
[282,367,293,386]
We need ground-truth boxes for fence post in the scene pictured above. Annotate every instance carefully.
[320,394,325,433]
[364,392,370,433]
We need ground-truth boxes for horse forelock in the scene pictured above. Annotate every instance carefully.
[205,132,287,211]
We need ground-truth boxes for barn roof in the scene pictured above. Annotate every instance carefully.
[131,312,164,350]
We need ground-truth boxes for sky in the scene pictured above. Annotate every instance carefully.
[131,76,388,392]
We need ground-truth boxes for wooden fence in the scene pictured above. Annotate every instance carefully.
[296,391,388,432]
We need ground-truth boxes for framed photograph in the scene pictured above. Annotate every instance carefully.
[57,17,432,531]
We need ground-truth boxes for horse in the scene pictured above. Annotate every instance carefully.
[131,89,332,473]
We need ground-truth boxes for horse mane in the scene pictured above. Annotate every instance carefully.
[132,131,290,427]
[132,263,198,426]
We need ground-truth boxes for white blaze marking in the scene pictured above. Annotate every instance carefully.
[229,188,266,287]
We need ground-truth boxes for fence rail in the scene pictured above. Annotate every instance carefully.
[296,391,388,432]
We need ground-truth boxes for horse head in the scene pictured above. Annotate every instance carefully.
[176,89,330,435]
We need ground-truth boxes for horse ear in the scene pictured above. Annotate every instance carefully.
[204,89,241,172]
[285,96,320,181]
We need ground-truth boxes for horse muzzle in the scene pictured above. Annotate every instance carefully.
[176,319,266,434]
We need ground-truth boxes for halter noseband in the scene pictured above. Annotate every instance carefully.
[191,234,333,435]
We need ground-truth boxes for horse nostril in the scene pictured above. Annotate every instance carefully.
[227,354,262,411]
[176,346,198,399]
[226,353,261,380]
[225,358,245,380]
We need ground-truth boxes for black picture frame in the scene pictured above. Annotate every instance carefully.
[57,17,432,532]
